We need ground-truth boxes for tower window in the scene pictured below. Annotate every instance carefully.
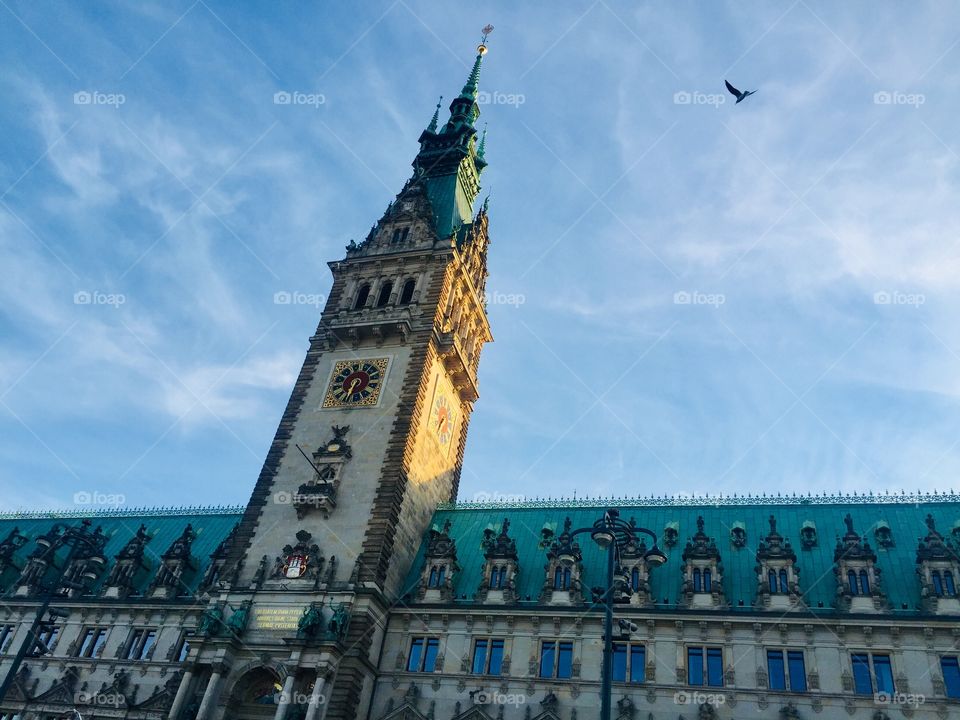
[376,281,393,308]
[391,227,410,244]
[354,284,370,310]
[399,279,416,304]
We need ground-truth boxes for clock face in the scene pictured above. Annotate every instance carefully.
[322,358,389,408]
[430,392,457,447]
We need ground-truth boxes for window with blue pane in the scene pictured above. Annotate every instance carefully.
[472,638,504,675]
[941,656,960,698]
[851,653,893,695]
[539,640,573,679]
[472,640,488,674]
[488,639,504,675]
[787,651,807,692]
[612,643,646,684]
[630,645,645,683]
[767,650,786,690]
[688,646,723,687]
[612,644,627,682]
[539,641,555,678]
[873,654,894,694]
[407,637,439,672]
[557,642,573,678]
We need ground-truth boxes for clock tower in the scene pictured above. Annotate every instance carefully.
[198,37,494,720]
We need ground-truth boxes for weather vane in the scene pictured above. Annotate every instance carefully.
[481,24,494,44]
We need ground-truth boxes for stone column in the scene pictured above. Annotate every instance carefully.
[273,673,296,720]
[167,666,195,720]
[304,673,327,720]
[195,664,226,720]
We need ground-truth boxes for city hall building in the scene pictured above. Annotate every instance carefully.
[2,39,960,720]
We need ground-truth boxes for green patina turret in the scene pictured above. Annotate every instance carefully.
[413,37,491,239]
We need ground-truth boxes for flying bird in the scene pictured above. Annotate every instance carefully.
[725,79,756,104]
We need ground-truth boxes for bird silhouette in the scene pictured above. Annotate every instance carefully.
[725,79,756,104]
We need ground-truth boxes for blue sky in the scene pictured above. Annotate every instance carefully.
[2,1,960,510]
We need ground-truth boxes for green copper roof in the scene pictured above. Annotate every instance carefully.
[404,495,960,615]
[0,507,242,596]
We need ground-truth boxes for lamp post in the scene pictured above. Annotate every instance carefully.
[555,509,666,720]
[0,519,107,703]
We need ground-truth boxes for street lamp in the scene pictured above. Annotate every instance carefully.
[558,509,666,720]
[0,519,107,702]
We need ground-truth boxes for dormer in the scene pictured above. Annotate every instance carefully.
[102,524,151,599]
[799,520,818,549]
[916,514,960,614]
[618,525,654,608]
[755,515,803,611]
[539,517,585,605]
[680,516,726,609]
[476,518,519,604]
[294,425,352,519]
[198,522,239,593]
[834,513,886,612]
[417,520,459,602]
[149,524,197,599]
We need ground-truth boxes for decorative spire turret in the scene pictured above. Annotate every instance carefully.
[426,96,442,133]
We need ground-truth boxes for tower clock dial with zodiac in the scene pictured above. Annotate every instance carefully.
[429,381,459,451]
[322,358,389,408]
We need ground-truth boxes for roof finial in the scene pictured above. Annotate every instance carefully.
[460,25,493,100]
[477,123,487,159]
[427,96,442,133]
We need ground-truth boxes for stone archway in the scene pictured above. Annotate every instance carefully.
[225,665,285,720]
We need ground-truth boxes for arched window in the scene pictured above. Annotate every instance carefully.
[703,569,712,593]
[554,566,564,590]
[933,571,944,597]
[848,570,858,595]
[631,567,640,591]
[428,566,438,587]
[693,568,702,593]
[768,570,777,593]
[376,281,393,308]
[354,284,370,310]
[399,279,416,304]
[859,570,870,595]
[946,571,956,596]
[779,569,789,593]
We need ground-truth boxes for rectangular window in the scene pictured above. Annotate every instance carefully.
[688,646,723,687]
[0,625,15,653]
[539,640,574,679]
[851,653,893,695]
[787,651,807,692]
[767,650,786,690]
[472,639,488,674]
[176,631,194,663]
[611,643,645,683]
[471,638,505,675]
[33,626,59,655]
[767,649,806,692]
[76,628,108,658]
[941,656,960,699]
[406,637,440,672]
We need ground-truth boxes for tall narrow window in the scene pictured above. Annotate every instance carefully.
[399,279,416,304]
[688,646,723,687]
[851,653,872,694]
[413,637,439,672]
[631,567,640,591]
[693,569,702,592]
[859,570,870,595]
[706,647,723,686]
[630,645,646,683]
[873,654,893,694]
[703,569,712,593]
[488,639,504,675]
[779,569,788,592]
[428,567,438,587]
[688,647,704,686]
[848,570,858,595]
[76,628,108,658]
[376,282,393,308]
[407,638,424,672]
[539,641,555,678]
[946,571,956,596]
[767,650,786,690]
[472,639,488,674]
[768,570,777,593]
[787,651,807,692]
[612,643,627,682]
[0,625,16,653]
[934,571,944,596]
[353,284,370,310]
[557,641,573,679]
[941,656,960,698]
